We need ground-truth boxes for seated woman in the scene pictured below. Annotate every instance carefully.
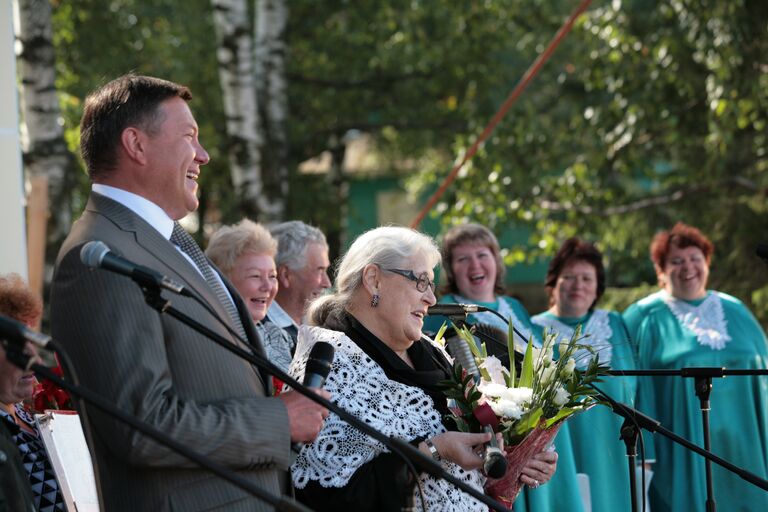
[623,222,768,512]
[0,273,65,511]
[206,219,296,372]
[289,226,557,511]
[531,238,642,512]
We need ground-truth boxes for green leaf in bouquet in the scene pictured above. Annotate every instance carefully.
[452,415,470,432]
[454,324,482,358]
[507,322,517,387]
[515,407,544,436]
[434,322,449,347]
[519,338,535,388]
[545,407,576,427]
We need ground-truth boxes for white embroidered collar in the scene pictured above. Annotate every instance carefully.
[661,291,731,350]
[533,310,613,367]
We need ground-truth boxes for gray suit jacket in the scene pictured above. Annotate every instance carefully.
[50,193,291,511]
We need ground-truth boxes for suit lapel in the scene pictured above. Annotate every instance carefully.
[87,193,269,388]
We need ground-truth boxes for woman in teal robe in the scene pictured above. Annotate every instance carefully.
[531,237,642,512]
[623,222,768,512]
[426,223,583,512]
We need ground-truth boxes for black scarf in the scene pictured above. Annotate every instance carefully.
[323,310,454,420]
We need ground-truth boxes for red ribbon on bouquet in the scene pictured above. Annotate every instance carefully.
[473,402,500,432]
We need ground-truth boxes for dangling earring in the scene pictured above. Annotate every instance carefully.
[370,293,380,308]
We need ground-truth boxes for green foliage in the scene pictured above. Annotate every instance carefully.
[51,0,230,234]
[405,0,768,324]
[45,0,768,330]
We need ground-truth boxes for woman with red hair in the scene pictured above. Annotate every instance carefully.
[623,223,768,512]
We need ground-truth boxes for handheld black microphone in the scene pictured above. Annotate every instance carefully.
[81,241,190,296]
[303,342,335,388]
[427,303,488,316]
[292,342,335,454]
[0,314,52,349]
[445,336,508,479]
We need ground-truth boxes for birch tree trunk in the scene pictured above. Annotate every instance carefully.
[254,0,289,221]
[14,0,73,252]
[211,0,274,220]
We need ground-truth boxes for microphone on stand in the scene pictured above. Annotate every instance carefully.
[445,336,508,479]
[80,241,190,296]
[0,314,52,349]
[427,303,489,316]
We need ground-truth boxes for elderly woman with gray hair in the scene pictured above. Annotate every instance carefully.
[288,226,556,511]
[206,219,296,372]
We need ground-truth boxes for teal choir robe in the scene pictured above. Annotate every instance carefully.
[532,309,641,512]
[623,290,768,512]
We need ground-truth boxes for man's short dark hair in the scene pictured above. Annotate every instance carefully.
[79,74,192,179]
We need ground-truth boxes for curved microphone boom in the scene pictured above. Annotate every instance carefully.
[445,336,508,479]
[81,241,190,296]
[427,303,489,316]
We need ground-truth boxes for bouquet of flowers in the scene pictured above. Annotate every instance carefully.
[437,322,609,504]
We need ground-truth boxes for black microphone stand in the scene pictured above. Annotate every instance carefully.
[439,307,768,511]
[607,367,768,512]
[2,346,311,512]
[140,287,510,512]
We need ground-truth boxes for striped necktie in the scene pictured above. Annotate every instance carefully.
[170,222,248,342]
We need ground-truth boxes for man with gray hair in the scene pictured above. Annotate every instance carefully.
[267,221,332,341]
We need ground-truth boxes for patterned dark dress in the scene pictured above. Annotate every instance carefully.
[0,405,66,512]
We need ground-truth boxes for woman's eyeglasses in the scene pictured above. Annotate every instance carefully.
[384,268,436,293]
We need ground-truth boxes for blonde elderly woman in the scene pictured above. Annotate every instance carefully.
[206,219,295,373]
[288,226,556,511]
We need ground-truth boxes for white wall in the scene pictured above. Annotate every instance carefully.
[0,1,27,278]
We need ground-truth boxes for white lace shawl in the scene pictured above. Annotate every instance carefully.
[532,310,614,368]
[289,325,487,511]
[661,291,731,350]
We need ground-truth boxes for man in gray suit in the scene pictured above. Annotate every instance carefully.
[50,75,328,511]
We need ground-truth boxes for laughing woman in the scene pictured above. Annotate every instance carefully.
[623,222,768,512]
[422,223,539,348]
[207,219,296,372]
[422,223,579,512]
[532,238,641,512]
[288,226,556,511]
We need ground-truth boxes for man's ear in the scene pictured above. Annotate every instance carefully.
[277,265,292,288]
[361,264,381,296]
[120,127,148,165]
